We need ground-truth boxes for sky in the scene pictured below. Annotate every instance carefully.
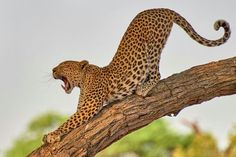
[0,0,235,155]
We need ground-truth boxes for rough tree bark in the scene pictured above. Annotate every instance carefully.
[28,56,236,157]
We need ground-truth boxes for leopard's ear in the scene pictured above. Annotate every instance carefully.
[80,60,89,70]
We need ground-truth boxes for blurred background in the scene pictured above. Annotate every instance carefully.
[0,0,235,156]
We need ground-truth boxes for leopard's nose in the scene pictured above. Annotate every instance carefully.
[52,68,57,79]
[52,67,57,73]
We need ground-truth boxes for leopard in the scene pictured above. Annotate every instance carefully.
[44,8,231,143]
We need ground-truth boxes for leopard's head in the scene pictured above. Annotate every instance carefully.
[52,60,89,94]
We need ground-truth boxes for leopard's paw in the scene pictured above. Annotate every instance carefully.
[43,131,61,144]
[135,85,149,97]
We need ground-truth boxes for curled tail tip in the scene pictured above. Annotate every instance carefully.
[214,20,231,43]
[214,20,231,37]
[214,20,229,30]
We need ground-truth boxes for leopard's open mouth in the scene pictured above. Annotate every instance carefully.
[60,76,71,93]
[52,69,73,94]
[53,74,72,94]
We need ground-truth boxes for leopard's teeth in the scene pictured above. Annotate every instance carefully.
[61,84,66,90]
[65,82,70,89]
[61,82,70,91]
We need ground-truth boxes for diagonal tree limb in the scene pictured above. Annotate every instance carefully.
[28,56,236,157]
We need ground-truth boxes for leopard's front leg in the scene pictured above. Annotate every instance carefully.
[43,98,103,144]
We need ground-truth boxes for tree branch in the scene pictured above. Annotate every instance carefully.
[28,56,236,157]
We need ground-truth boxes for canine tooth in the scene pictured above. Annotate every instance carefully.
[61,84,66,90]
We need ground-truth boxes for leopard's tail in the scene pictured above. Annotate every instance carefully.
[171,9,231,47]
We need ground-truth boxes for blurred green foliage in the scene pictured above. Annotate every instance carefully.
[224,125,236,157]
[173,133,219,157]
[97,120,193,157]
[4,112,67,157]
[4,112,236,157]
